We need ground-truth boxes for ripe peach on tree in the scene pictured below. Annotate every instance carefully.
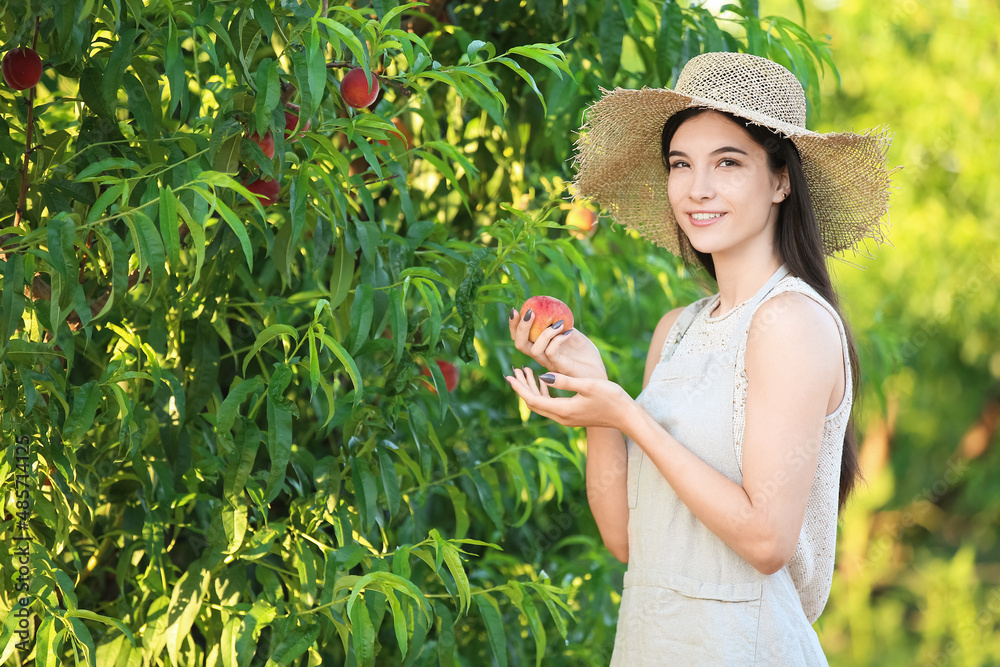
[421,360,460,394]
[283,103,311,142]
[242,176,281,206]
[2,47,42,90]
[247,130,276,159]
[340,67,380,109]
[565,203,597,239]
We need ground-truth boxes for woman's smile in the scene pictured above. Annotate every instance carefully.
[687,211,727,226]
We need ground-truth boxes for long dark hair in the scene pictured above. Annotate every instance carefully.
[661,107,862,511]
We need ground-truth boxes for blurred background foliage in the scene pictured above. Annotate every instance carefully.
[765,0,1000,664]
[0,0,996,664]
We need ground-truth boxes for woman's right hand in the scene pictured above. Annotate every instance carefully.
[509,306,608,380]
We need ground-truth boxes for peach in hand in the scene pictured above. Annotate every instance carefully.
[520,295,574,342]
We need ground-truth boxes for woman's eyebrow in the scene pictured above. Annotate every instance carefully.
[667,146,750,158]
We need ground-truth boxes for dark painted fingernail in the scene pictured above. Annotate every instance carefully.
[523,309,533,321]
[550,319,564,330]
[509,307,516,320]
[561,330,572,336]
[539,373,555,384]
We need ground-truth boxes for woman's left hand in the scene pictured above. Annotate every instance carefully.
[505,367,633,430]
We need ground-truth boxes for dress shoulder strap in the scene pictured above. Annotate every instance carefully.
[657,296,714,364]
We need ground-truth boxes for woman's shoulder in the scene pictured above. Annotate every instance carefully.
[748,280,845,370]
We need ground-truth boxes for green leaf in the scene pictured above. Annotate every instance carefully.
[1,253,26,345]
[598,2,627,81]
[158,186,180,267]
[439,540,471,616]
[445,485,469,540]
[64,380,101,447]
[349,592,375,667]
[264,367,294,504]
[65,617,97,666]
[318,333,364,404]
[317,18,369,68]
[86,182,124,224]
[165,569,211,667]
[308,329,321,394]
[201,190,255,272]
[350,455,378,533]
[123,71,155,137]
[242,324,299,375]
[474,594,508,667]
[252,0,275,39]
[378,448,401,517]
[35,616,65,667]
[389,287,407,363]
[103,28,138,112]
[433,601,456,666]
[46,213,77,284]
[130,211,166,304]
[64,610,136,647]
[224,417,262,502]
[349,283,374,355]
[469,467,504,532]
[254,58,281,132]
[264,620,320,666]
[223,493,249,551]
[174,201,206,291]
[657,0,684,85]
[76,158,139,182]
[217,377,264,434]
[329,231,354,311]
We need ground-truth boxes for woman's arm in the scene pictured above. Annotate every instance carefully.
[507,293,843,574]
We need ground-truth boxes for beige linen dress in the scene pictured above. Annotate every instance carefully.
[609,263,852,665]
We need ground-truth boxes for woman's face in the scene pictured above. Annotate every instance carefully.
[666,111,789,258]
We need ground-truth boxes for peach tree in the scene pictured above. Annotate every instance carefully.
[0,0,837,664]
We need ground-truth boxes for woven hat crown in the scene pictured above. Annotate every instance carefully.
[676,52,807,129]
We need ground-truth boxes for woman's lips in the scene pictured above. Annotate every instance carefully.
[688,212,725,227]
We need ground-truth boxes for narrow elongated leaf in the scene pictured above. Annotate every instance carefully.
[217,377,264,434]
[76,158,139,182]
[378,448,401,516]
[165,569,211,666]
[103,28,138,111]
[224,418,262,502]
[207,194,255,272]
[349,595,375,667]
[158,186,180,267]
[242,324,299,375]
[131,211,166,303]
[469,467,504,532]
[265,620,320,665]
[123,71,154,137]
[1,253,25,344]
[264,374,294,504]
[598,2,627,81]
[319,333,363,403]
[474,594,508,667]
[350,455,378,533]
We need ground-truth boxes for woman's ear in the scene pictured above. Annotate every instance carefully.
[773,166,791,203]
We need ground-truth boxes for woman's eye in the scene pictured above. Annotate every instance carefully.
[669,161,688,169]
[719,158,739,167]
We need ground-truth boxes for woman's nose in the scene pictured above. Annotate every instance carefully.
[689,166,716,200]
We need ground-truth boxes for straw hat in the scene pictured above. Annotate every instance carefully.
[570,51,895,264]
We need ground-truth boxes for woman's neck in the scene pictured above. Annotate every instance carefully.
[710,251,784,318]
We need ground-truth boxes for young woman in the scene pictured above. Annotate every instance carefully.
[505,52,893,663]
